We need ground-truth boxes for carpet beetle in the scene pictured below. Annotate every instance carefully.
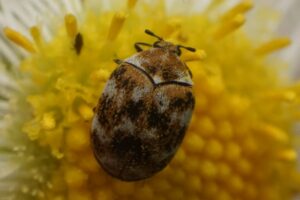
[91,29,196,181]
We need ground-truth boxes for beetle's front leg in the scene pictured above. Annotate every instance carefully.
[134,42,152,52]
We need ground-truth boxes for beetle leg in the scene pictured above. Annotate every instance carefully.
[134,42,152,52]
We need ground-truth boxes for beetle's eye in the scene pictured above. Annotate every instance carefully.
[176,48,181,56]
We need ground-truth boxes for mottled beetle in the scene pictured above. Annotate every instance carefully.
[91,30,196,181]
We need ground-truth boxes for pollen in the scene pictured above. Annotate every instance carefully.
[64,166,88,189]
[4,0,300,199]
[41,112,56,130]
[78,104,93,121]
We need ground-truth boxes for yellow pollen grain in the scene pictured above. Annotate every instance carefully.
[64,166,88,189]
[225,142,241,161]
[30,26,41,45]
[78,104,93,120]
[200,160,218,179]
[202,76,224,97]
[229,174,244,192]
[217,121,233,140]
[107,12,127,41]
[66,126,89,152]
[185,157,201,173]
[214,14,245,40]
[22,122,40,140]
[3,27,36,53]
[184,133,204,153]
[243,137,258,155]
[127,0,138,10]
[172,148,186,165]
[92,69,110,82]
[51,148,64,159]
[41,112,56,130]
[221,0,253,22]
[209,102,228,120]
[169,169,186,184]
[255,38,291,55]
[204,139,223,159]
[198,116,215,136]
[65,14,78,38]
[236,158,252,175]
[228,96,250,117]
[218,162,231,180]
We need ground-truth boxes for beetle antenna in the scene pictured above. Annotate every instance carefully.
[145,29,163,41]
[178,45,196,52]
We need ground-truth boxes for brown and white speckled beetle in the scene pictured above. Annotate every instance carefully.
[91,30,196,181]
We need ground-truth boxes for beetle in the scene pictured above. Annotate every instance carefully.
[91,29,196,181]
[74,33,83,55]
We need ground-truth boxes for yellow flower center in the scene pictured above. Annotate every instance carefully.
[3,0,300,199]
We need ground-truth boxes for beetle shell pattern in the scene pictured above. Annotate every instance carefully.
[91,46,195,181]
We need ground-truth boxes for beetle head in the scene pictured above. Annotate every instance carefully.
[145,29,196,56]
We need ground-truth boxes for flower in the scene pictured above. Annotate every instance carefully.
[1,0,300,199]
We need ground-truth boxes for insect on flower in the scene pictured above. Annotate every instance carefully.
[74,33,83,55]
[91,29,196,181]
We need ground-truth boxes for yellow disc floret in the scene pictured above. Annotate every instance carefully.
[4,0,300,199]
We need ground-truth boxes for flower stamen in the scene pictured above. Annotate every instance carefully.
[256,123,289,144]
[65,14,78,38]
[255,38,291,55]
[3,27,36,53]
[214,14,245,40]
[182,49,207,62]
[127,0,138,10]
[30,26,42,45]
[221,0,253,22]
[277,149,297,161]
[263,90,296,103]
[107,12,127,41]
